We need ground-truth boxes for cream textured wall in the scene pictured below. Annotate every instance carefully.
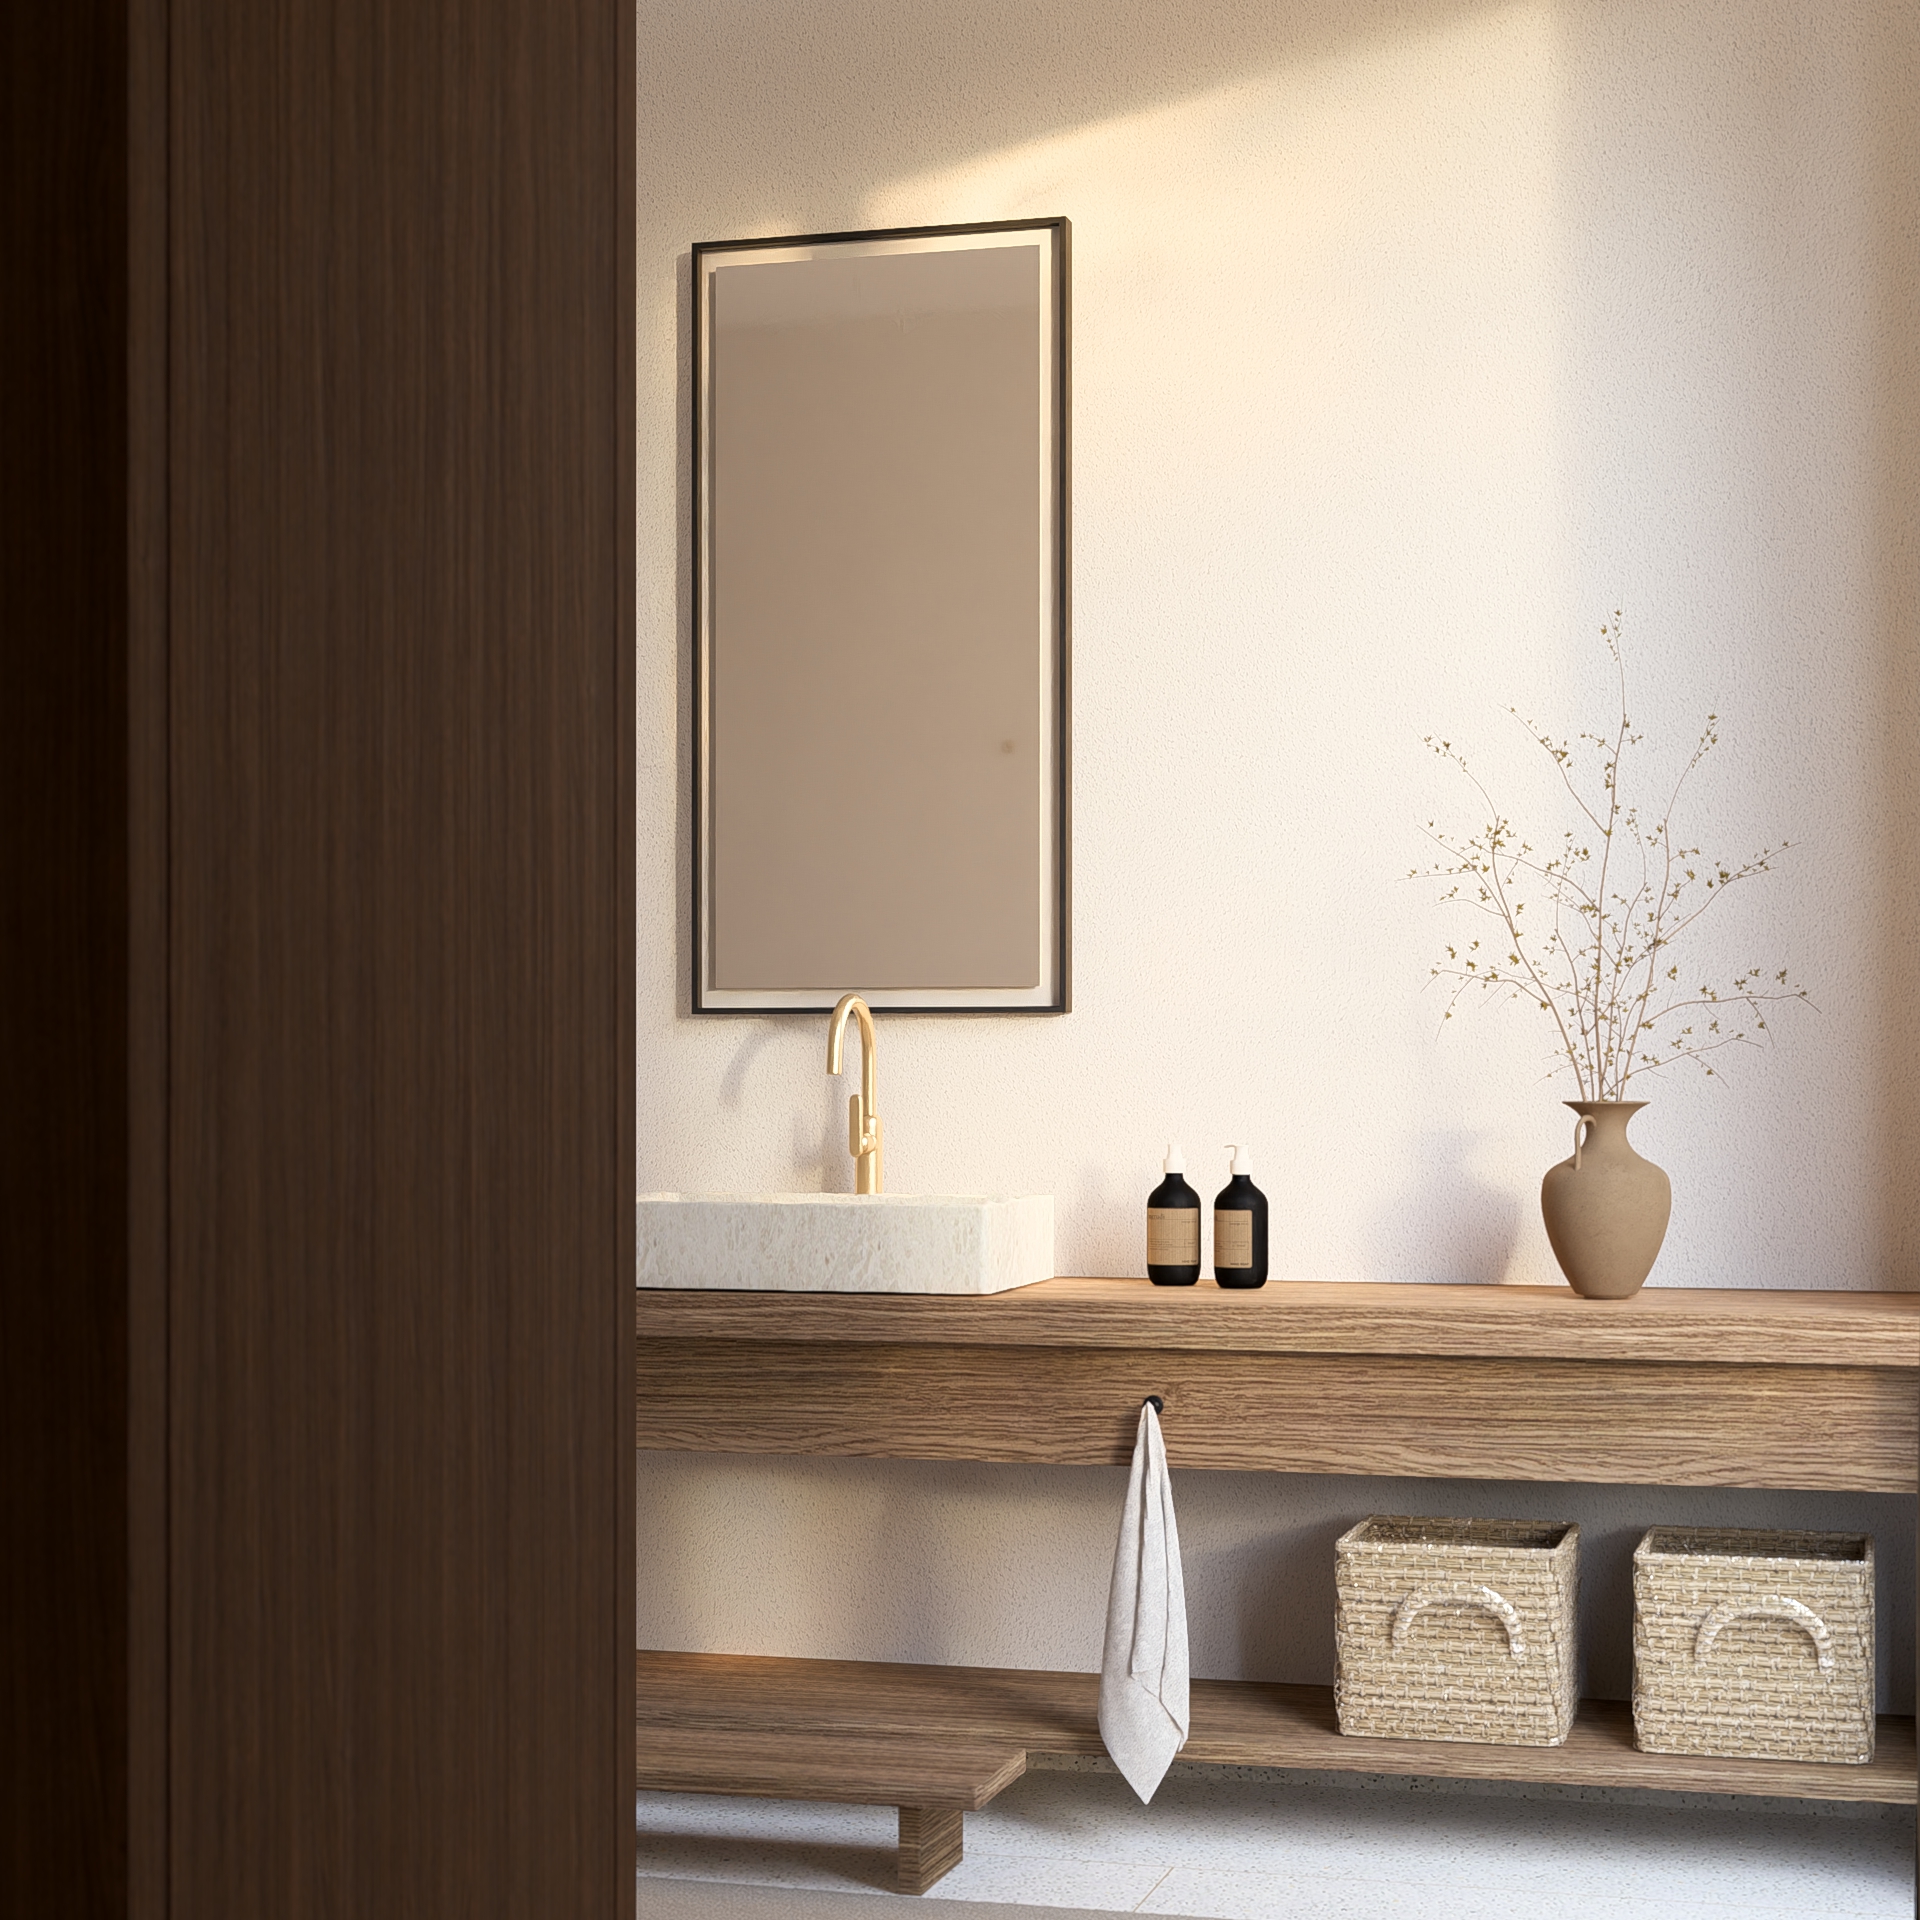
[637,0,1919,1701]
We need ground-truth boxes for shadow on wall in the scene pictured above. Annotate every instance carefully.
[641,0,1505,232]
[1550,0,1920,1287]
[1366,1126,1523,1284]
[1872,2,1920,1289]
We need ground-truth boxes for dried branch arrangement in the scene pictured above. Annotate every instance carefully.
[1417,616,1808,1100]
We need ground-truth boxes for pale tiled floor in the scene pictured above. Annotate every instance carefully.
[636,1762,1914,1918]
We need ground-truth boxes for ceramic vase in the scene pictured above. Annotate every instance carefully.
[1539,1102,1671,1299]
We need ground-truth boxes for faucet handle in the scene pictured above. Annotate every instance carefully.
[849,1094,881,1154]
[847,1095,882,1192]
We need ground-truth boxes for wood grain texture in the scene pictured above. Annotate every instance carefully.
[897,1807,966,1894]
[0,3,145,1914]
[127,9,171,1915]
[639,1648,1099,1753]
[167,0,634,1911]
[637,1729,1024,1811]
[637,1651,1918,1806]
[636,1278,1920,1368]
[636,1339,1916,1492]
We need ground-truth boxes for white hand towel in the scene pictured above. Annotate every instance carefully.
[1098,1400,1189,1802]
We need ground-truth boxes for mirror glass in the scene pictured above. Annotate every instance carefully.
[693,220,1068,1012]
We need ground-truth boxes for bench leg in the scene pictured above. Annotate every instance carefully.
[896,1805,964,1895]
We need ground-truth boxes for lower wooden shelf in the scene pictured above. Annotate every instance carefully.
[637,1649,1918,1807]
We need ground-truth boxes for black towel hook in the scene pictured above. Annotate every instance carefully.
[1144,1395,1164,1413]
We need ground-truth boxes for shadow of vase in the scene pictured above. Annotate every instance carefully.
[1365,1126,1520,1284]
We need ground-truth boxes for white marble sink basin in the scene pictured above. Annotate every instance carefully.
[635,1192,1053,1295]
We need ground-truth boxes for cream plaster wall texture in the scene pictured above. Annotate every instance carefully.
[636,0,1919,1701]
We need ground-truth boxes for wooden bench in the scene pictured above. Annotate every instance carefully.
[638,1727,1022,1893]
[636,1648,1917,1895]
[635,1650,1072,1893]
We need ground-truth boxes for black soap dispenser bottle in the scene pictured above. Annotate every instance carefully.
[1213,1144,1269,1289]
[1147,1144,1202,1286]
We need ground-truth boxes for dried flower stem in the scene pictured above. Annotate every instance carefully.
[1414,615,1809,1099]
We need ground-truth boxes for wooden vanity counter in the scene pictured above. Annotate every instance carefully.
[637,1281,1920,1868]
[636,1280,1919,1492]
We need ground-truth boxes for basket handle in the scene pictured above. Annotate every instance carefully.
[1693,1595,1834,1672]
[1391,1583,1527,1664]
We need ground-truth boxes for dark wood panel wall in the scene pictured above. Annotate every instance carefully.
[3,0,634,1912]
[2,4,139,1915]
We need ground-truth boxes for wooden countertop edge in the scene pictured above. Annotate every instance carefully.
[634,1277,1920,1368]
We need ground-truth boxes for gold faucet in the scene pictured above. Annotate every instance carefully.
[826,993,883,1194]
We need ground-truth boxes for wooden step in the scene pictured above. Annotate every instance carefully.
[636,1725,1026,1811]
[637,1649,1919,1805]
[634,1714,1022,1894]
[638,1648,1095,1753]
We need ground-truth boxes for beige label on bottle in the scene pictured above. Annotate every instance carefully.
[1147,1208,1199,1265]
[1215,1209,1254,1269]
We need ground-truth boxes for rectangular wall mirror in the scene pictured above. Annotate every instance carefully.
[693,217,1069,1013]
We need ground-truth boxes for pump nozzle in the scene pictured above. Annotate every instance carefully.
[1163,1143,1185,1174]
[1225,1143,1249,1176]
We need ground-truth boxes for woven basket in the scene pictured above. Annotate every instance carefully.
[1632,1526,1874,1764]
[1334,1515,1579,1747]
